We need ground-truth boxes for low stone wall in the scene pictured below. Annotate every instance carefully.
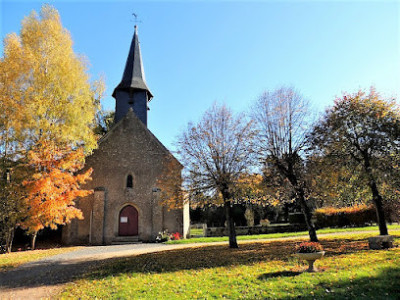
[205,223,308,237]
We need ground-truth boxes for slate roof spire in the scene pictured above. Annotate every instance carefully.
[112,25,153,100]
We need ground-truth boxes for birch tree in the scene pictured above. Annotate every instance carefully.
[0,5,103,249]
[0,31,31,253]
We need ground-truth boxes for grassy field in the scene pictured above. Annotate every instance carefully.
[170,224,400,244]
[0,247,79,272]
[61,231,400,299]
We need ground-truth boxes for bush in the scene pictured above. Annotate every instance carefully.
[314,204,376,228]
[384,200,400,223]
[288,213,306,224]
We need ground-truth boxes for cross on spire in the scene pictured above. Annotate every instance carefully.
[132,13,142,27]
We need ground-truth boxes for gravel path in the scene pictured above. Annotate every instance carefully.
[0,230,385,299]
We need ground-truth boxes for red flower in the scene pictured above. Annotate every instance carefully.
[170,232,181,240]
[295,242,323,253]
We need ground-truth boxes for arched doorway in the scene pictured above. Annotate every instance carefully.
[118,205,138,236]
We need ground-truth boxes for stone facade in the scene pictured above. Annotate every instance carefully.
[62,109,190,244]
[62,25,189,245]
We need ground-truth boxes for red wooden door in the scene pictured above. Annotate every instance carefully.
[118,206,138,236]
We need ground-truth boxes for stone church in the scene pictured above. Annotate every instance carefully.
[62,26,189,245]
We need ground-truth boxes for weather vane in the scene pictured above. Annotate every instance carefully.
[131,13,142,26]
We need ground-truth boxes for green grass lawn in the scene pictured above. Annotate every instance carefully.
[168,224,400,244]
[189,228,205,236]
[61,231,400,299]
[0,247,79,272]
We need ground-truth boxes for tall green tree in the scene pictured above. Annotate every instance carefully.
[310,88,400,236]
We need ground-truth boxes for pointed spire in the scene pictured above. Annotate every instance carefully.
[112,25,153,100]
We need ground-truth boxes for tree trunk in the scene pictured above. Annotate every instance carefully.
[364,156,388,236]
[286,169,318,242]
[6,227,14,253]
[224,201,238,248]
[369,180,388,235]
[31,231,37,250]
[297,188,318,242]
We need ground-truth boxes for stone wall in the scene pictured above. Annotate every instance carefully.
[205,223,308,237]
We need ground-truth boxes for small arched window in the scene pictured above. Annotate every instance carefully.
[127,174,133,188]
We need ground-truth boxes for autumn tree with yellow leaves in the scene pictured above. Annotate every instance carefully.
[0,5,103,250]
[310,88,400,237]
[0,28,32,253]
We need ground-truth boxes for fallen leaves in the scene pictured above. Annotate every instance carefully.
[61,235,400,299]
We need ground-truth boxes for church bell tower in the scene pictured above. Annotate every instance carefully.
[112,25,153,125]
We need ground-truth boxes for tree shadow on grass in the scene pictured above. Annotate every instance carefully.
[258,271,302,280]
[1,240,301,290]
[79,238,372,279]
[284,266,400,300]
[0,241,296,290]
[0,237,397,292]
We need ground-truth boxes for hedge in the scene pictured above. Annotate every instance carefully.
[314,204,377,228]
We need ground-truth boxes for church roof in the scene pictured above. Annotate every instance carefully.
[112,25,153,100]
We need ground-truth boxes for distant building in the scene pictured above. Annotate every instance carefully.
[63,26,189,245]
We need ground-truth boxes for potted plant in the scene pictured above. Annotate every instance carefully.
[295,242,325,272]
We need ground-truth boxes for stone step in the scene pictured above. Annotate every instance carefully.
[111,236,141,245]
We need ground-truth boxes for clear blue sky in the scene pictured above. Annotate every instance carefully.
[1,1,399,151]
